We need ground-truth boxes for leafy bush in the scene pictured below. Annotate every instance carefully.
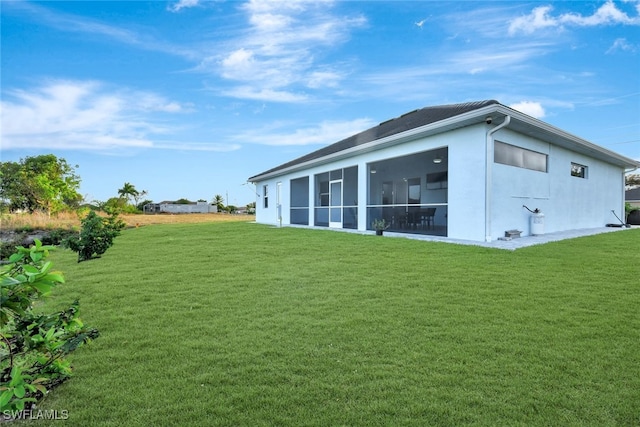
[65,210,125,262]
[0,240,99,415]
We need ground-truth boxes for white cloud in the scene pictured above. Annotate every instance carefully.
[248,11,293,31]
[509,1,640,35]
[153,142,241,151]
[5,1,197,59]
[607,37,637,53]
[221,86,308,103]
[454,45,550,73]
[241,0,326,15]
[0,80,189,151]
[307,70,343,89]
[209,0,366,101]
[509,101,546,119]
[509,6,558,35]
[167,0,200,13]
[221,48,258,80]
[133,93,193,113]
[235,118,376,146]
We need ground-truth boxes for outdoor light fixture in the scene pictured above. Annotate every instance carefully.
[433,157,442,164]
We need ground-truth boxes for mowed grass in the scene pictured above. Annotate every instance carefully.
[27,223,639,426]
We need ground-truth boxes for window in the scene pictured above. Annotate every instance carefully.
[571,162,588,178]
[495,141,547,173]
[263,185,268,208]
[426,172,448,189]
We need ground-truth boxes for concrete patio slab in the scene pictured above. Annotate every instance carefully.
[388,225,637,250]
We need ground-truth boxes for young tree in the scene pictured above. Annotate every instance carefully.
[66,211,125,262]
[0,155,82,214]
[0,241,99,413]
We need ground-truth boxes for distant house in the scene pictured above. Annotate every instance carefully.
[626,187,640,209]
[143,201,217,214]
[248,100,639,242]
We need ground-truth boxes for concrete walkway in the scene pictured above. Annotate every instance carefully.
[280,222,637,250]
[386,225,637,250]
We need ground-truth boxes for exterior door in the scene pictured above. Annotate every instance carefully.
[329,180,342,228]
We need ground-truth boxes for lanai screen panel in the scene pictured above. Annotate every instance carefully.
[367,148,448,236]
[290,176,309,225]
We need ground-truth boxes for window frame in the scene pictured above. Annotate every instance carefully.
[571,162,588,179]
[494,141,548,173]
[263,185,269,208]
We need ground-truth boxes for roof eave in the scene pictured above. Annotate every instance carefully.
[492,105,640,169]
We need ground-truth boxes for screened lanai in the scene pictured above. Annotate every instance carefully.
[367,148,448,236]
[288,147,448,236]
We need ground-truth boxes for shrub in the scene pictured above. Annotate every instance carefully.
[0,240,99,416]
[65,211,125,262]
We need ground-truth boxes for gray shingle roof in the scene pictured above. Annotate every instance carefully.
[249,100,500,181]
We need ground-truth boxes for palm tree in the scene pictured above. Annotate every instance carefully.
[213,194,225,212]
[117,182,139,205]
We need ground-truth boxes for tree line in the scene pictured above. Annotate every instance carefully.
[1,154,256,215]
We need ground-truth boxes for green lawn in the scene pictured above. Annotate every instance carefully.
[28,222,640,426]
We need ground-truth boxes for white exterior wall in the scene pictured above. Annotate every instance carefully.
[255,179,281,225]
[446,125,487,241]
[159,202,217,214]
[254,124,488,235]
[490,128,625,238]
[253,123,626,241]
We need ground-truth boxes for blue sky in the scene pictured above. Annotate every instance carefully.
[1,0,639,207]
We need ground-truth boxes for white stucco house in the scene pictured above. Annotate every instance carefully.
[248,100,639,242]
[143,201,217,214]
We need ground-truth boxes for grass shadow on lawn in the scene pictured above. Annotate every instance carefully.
[32,223,640,426]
